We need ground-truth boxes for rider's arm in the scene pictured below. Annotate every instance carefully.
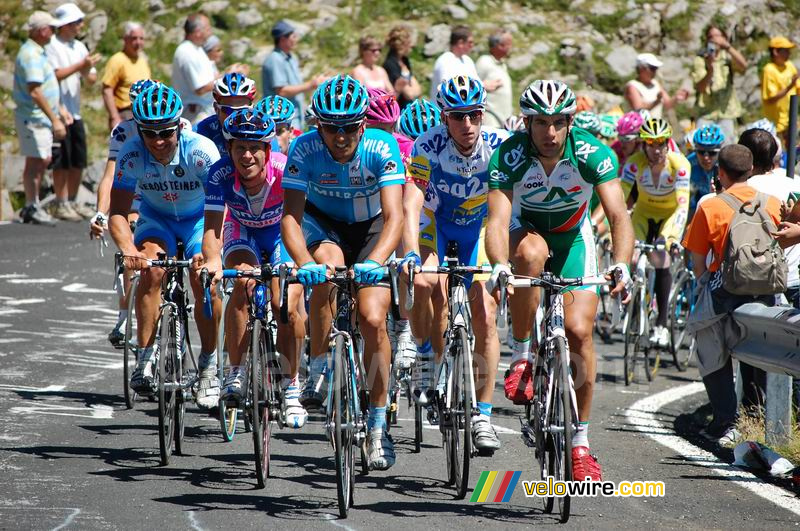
[595,179,634,265]
[96,158,116,215]
[109,188,136,256]
[402,182,424,256]
[486,189,513,266]
[281,189,314,266]
[661,158,691,248]
[201,210,224,268]
[369,184,404,263]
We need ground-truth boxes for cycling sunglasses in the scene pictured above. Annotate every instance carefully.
[319,121,362,134]
[643,138,668,146]
[139,125,179,139]
[619,134,639,142]
[446,109,483,122]
[696,149,720,157]
[218,104,250,116]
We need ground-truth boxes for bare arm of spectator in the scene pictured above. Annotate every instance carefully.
[276,74,326,99]
[710,34,747,73]
[691,252,707,278]
[28,82,66,140]
[393,75,421,101]
[763,72,800,105]
[54,53,101,81]
[625,83,662,111]
[102,85,121,131]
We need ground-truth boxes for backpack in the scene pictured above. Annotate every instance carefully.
[717,191,787,296]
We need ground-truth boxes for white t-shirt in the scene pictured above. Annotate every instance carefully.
[748,168,800,287]
[475,54,512,128]
[171,40,215,108]
[45,35,92,120]
[626,79,663,119]
[430,51,479,101]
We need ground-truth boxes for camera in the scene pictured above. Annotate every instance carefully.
[701,43,717,57]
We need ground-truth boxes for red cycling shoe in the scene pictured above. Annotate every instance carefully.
[504,360,533,404]
[572,446,602,481]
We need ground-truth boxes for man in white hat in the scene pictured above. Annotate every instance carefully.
[45,2,102,221]
[624,52,687,119]
[13,11,65,225]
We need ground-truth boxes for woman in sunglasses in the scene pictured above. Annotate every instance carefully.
[687,124,725,219]
[108,83,222,405]
[195,72,257,155]
[620,118,692,349]
[351,35,394,94]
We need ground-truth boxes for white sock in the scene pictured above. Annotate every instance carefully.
[395,319,411,333]
[115,310,128,329]
[572,422,589,448]
[511,337,531,365]
[138,346,155,365]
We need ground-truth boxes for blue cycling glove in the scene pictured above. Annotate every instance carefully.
[354,259,383,285]
[403,251,421,270]
[297,261,327,287]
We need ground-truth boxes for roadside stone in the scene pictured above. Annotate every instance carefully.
[442,4,469,20]
[424,24,450,58]
[459,0,478,11]
[85,11,107,51]
[228,38,250,60]
[202,0,230,14]
[604,44,638,78]
[236,9,263,28]
[664,0,688,19]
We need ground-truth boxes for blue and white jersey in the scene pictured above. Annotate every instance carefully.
[194,115,226,155]
[112,130,220,221]
[108,117,191,160]
[408,124,509,227]
[283,128,405,223]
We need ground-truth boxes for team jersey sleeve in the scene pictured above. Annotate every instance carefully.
[488,133,524,190]
[204,158,228,212]
[107,123,131,160]
[376,135,406,188]
[189,135,221,188]
[582,138,619,187]
[111,139,142,193]
[282,136,311,193]
[408,136,436,190]
[661,155,692,246]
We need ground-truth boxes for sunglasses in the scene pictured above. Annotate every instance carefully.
[139,125,179,139]
[320,122,361,134]
[218,104,250,116]
[368,48,382,53]
[644,138,668,146]
[697,149,720,157]
[620,134,639,142]
[447,110,482,122]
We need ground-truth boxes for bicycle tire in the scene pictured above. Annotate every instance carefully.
[332,334,354,518]
[414,402,422,453]
[173,317,186,455]
[452,327,472,500]
[623,289,642,386]
[441,358,455,486]
[250,320,269,488]
[555,335,572,523]
[157,305,176,466]
[668,272,693,371]
[123,275,140,409]
[217,288,238,441]
[532,357,553,514]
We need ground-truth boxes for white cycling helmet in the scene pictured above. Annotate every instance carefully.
[519,80,577,116]
[503,114,526,132]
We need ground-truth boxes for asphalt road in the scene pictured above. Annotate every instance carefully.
[0,221,798,530]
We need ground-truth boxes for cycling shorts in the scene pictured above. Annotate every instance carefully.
[631,210,668,245]
[510,215,598,293]
[419,210,490,285]
[134,203,203,257]
[302,202,384,266]
[223,216,291,267]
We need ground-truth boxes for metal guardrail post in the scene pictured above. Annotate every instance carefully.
[788,94,797,178]
[765,373,792,446]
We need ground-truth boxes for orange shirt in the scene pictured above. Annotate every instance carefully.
[682,185,782,272]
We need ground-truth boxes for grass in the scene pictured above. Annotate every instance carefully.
[736,410,800,465]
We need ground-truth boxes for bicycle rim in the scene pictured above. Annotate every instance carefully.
[217,289,237,441]
[533,357,553,514]
[173,341,186,455]
[123,275,139,409]
[669,275,692,371]
[556,336,572,523]
[251,321,268,489]
[332,335,354,518]
[441,358,455,486]
[455,327,472,499]
[157,306,176,466]
[623,291,641,386]
[414,403,422,453]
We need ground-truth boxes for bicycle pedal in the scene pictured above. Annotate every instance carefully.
[476,448,496,457]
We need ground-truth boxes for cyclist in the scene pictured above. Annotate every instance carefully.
[621,118,691,348]
[404,75,510,453]
[485,80,634,481]
[687,124,725,218]
[280,75,406,470]
[254,95,296,155]
[365,88,417,370]
[108,84,222,408]
[201,109,308,428]
[397,98,441,140]
[572,110,602,138]
[195,72,257,154]
[611,111,644,174]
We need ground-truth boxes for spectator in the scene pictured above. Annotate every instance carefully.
[101,21,149,131]
[691,24,747,144]
[203,35,223,78]
[13,11,65,225]
[683,144,783,446]
[761,36,800,146]
[45,2,101,222]
[352,35,393,93]
[430,25,478,101]
[382,25,421,108]
[625,53,687,119]
[475,29,512,128]
[262,20,325,130]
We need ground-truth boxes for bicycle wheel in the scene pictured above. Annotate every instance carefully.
[554,336,573,523]
[441,358,455,486]
[332,334,354,518]
[217,288,238,442]
[123,274,140,409]
[173,318,187,456]
[532,356,554,514]
[250,320,269,488]
[623,289,642,386]
[414,402,423,453]
[668,272,693,371]
[157,305,177,466]
[451,327,472,500]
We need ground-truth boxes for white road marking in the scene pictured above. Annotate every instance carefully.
[0,338,25,344]
[187,511,205,531]
[62,283,115,295]
[0,274,27,279]
[322,513,357,531]
[0,309,26,316]
[5,299,45,306]
[0,384,65,393]
[9,403,114,420]
[51,508,81,531]
[6,278,60,284]
[625,382,800,517]
[66,305,118,316]
[46,319,109,328]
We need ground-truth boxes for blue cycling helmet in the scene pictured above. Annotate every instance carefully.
[129,79,160,103]
[398,99,441,139]
[312,75,369,124]
[213,72,257,101]
[436,75,486,111]
[254,96,296,125]
[693,124,725,148]
[222,109,276,143]
[132,84,183,126]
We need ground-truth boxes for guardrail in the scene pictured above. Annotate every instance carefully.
[731,302,800,446]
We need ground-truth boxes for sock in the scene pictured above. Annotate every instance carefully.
[138,345,155,365]
[654,268,671,327]
[367,406,387,431]
[395,319,411,333]
[309,355,326,376]
[572,421,589,447]
[285,374,301,402]
[115,310,128,329]
[416,340,432,358]
[475,402,492,419]
[199,350,217,371]
[511,337,531,365]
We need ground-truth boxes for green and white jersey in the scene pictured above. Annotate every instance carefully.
[488,127,618,233]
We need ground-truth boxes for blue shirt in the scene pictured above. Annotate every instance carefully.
[13,39,60,125]
[687,151,718,213]
[283,128,406,223]
[112,130,221,221]
[262,49,304,129]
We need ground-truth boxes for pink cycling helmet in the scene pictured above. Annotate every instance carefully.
[366,88,401,125]
[616,111,644,137]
